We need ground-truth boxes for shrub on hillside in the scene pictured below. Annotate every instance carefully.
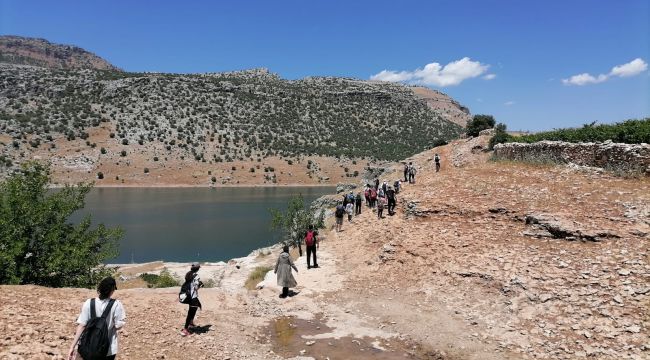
[0,162,123,287]
[489,123,511,150]
[466,114,496,137]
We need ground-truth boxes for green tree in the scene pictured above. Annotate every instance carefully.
[0,162,123,287]
[489,123,511,149]
[466,114,496,137]
[270,194,324,257]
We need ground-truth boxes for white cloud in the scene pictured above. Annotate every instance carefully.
[483,73,497,80]
[562,58,648,86]
[610,58,648,77]
[562,73,608,86]
[504,100,515,106]
[370,57,490,87]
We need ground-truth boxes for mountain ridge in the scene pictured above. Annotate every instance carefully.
[0,35,119,71]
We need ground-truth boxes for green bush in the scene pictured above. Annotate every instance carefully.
[139,269,179,288]
[489,123,511,150]
[0,162,123,287]
[509,118,649,144]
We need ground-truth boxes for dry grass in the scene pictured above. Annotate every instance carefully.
[244,266,273,290]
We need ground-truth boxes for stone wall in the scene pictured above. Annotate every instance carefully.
[493,140,650,174]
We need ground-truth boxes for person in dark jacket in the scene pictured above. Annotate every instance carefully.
[355,192,362,215]
[181,263,203,336]
[386,186,397,215]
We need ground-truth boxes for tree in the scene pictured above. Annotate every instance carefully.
[466,114,496,137]
[489,123,511,149]
[270,194,325,257]
[0,162,123,287]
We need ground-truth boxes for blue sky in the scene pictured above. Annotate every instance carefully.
[1,0,648,131]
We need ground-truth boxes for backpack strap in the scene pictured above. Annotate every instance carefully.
[100,299,115,319]
[89,299,97,320]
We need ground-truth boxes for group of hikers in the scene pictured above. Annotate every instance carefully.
[67,155,443,358]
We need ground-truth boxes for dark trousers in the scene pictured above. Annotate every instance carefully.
[378,208,383,218]
[282,287,289,297]
[306,245,318,267]
[409,173,415,183]
[355,201,361,214]
[388,199,396,214]
[184,299,201,329]
[436,162,440,172]
[404,171,408,182]
[365,196,371,207]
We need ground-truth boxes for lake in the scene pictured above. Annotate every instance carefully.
[72,187,334,264]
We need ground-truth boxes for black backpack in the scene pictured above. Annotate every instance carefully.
[78,299,115,360]
[335,206,345,217]
[179,276,192,304]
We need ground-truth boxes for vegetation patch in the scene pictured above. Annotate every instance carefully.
[245,266,273,290]
[506,118,650,144]
[139,269,179,288]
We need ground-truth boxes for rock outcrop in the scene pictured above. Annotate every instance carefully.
[0,35,119,70]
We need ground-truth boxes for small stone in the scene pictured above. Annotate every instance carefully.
[617,269,631,276]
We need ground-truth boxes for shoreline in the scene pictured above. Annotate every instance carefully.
[49,183,339,189]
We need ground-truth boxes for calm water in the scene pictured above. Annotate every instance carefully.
[72,187,333,264]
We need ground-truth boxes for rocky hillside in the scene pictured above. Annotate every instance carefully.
[0,35,118,71]
[411,86,471,127]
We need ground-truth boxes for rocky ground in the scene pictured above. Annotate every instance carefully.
[1,135,648,359]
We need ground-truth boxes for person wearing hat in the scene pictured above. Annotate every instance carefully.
[181,262,203,336]
[68,277,126,360]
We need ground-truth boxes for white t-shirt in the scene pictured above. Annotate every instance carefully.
[76,298,126,356]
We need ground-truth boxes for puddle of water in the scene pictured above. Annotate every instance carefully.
[263,315,447,359]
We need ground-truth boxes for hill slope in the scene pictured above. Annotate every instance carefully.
[0,35,118,70]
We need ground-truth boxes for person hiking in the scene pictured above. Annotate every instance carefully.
[347,191,355,206]
[345,201,354,222]
[434,153,441,172]
[364,186,371,208]
[377,194,386,219]
[335,201,345,232]
[386,185,397,215]
[180,262,203,336]
[382,181,388,195]
[374,178,380,191]
[403,163,409,182]
[355,192,363,215]
[393,179,401,194]
[275,245,298,298]
[369,187,377,208]
[68,277,126,360]
[305,225,319,269]
[408,162,417,184]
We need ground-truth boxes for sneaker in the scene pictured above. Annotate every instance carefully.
[313,264,319,268]
[180,328,191,337]
[307,265,311,269]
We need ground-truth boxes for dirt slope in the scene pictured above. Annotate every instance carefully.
[1,135,648,360]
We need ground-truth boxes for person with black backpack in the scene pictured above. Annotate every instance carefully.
[434,153,441,172]
[68,277,126,360]
[304,224,319,269]
[180,262,203,337]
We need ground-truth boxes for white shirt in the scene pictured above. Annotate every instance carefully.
[191,273,201,299]
[76,298,126,356]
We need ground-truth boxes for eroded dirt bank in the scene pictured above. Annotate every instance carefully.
[1,136,648,360]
